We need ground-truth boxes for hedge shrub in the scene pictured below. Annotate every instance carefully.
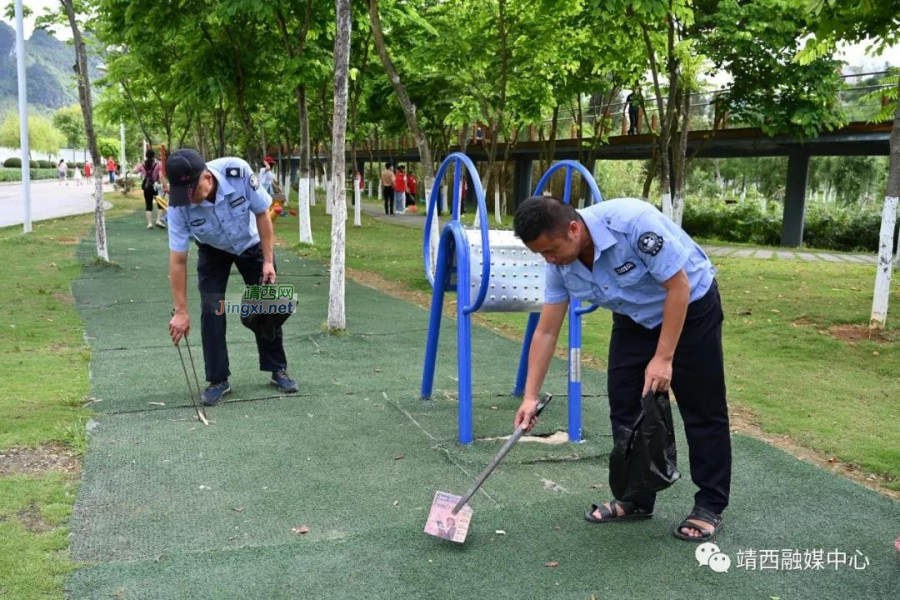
[0,168,63,182]
[682,200,899,253]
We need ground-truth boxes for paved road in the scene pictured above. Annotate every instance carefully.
[0,180,113,229]
[358,199,879,264]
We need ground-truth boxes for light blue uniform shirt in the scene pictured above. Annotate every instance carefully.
[168,158,272,254]
[544,198,716,329]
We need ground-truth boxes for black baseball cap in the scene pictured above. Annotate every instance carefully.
[166,149,207,206]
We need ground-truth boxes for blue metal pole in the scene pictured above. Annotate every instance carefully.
[456,231,473,444]
[421,232,452,400]
[513,312,540,396]
[567,301,583,442]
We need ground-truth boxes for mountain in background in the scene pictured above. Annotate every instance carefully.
[0,21,100,116]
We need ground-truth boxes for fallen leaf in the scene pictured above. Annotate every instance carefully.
[393,500,399,506]
[374,369,382,373]
[489,405,499,410]
[872,351,880,356]
[495,530,506,535]
[771,309,780,314]
[393,454,405,461]
[554,525,561,531]
[590,484,603,490]
[545,561,559,568]
[148,402,166,407]
[291,526,309,535]
[828,457,838,463]
[232,507,244,512]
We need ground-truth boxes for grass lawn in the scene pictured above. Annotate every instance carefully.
[278,195,900,492]
[0,191,143,600]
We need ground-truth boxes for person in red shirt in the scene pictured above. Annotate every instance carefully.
[406,172,418,207]
[393,165,407,213]
[84,161,92,179]
[106,156,117,185]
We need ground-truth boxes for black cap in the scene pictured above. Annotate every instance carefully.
[166,149,207,206]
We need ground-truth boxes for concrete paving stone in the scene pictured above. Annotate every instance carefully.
[753,249,773,259]
[732,249,755,258]
[796,252,818,261]
[775,251,796,260]
[815,253,843,262]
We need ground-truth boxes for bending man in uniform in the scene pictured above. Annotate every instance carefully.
[166,149,298,406]
[512,196,731,542]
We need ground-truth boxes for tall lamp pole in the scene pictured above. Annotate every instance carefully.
[14,0,31,233]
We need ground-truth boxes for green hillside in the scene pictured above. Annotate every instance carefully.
[0,21,98,116]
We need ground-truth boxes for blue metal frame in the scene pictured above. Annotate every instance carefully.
[516,160,604,442]
[421,153,490,444]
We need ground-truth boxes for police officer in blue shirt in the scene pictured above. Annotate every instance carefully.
[512,195,730,542]
[166,149,298,406]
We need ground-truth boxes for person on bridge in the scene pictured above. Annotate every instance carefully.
[165,149,298,406]
[380,164,395,215]
[626,89,642,135]
[512,195,730,543]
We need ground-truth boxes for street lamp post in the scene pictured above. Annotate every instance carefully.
[14,0,31,233]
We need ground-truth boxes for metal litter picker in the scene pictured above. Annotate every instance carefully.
[174,334,209,426]
[425,394,552,543]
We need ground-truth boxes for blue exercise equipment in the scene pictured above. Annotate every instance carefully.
[421,154,603,444]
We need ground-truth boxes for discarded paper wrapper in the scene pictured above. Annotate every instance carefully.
[424,491,472,543]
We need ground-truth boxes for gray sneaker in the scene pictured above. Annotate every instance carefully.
[202,380,231,406]
[270,370,298,393]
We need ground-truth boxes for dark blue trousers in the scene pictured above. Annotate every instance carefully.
[607,282,731,515]
[197,242,287,384]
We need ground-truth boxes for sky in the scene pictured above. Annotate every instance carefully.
[3,0,899,79]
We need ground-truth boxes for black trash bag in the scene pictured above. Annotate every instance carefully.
[240,279,292,342]
[609,390,680,502]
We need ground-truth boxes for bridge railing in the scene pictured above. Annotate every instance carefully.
[356,71,896,153]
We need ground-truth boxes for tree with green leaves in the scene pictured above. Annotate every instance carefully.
[802,0,900,327]
[52,104,85,149]
[0,111,67,155]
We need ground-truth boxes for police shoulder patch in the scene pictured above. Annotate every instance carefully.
[225,167,244,178]
[637,232,663,256]
[249,174,260,190]
[614,261,636,275]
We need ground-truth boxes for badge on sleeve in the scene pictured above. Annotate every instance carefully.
[225,167,244,178]
[638,232,664,256]
[249,174,260,190]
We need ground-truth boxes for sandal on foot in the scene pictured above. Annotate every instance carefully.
[673,505,723,542]
[584,499,652,524]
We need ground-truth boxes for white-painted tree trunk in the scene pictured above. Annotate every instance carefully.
[327,0,351,331]
[368,181,372,198]
[298,177,313,244]
[494,189,501,224]
[325,168,333,215]
[661,192,674,221]
[441,184,448,214]
[354,181,361,227]
[673,193,684,227]
[870,196,898,329]
[93,173,108,260]
[427,185,440,279]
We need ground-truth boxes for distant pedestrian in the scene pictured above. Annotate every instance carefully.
[134,149,164,229]
[84,161,92,180]
[260,156,275,195]
[57,159,68,186]
[73,164,83,186]
[106,156,117,184]
[380,165,395,215]
[394,165,407,214]
[406,172,418,207]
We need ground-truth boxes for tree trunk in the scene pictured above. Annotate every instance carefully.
[672,84,690,226]
[641,22,677,219]
[298,86,313,243]
[327,0,351,332]
[369,0,438,273]
[62,0,107,261]
[870,80,900,328]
